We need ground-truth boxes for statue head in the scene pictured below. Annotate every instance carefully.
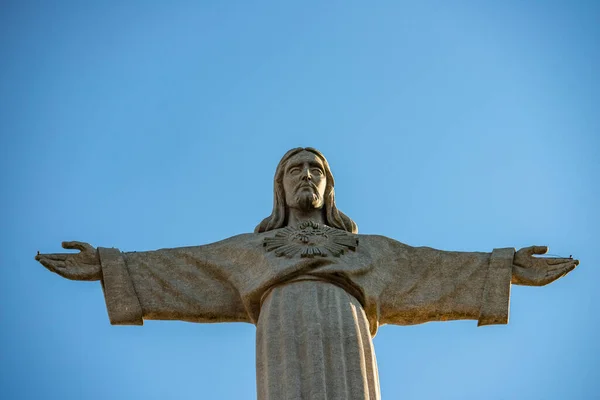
[255,147,358,233]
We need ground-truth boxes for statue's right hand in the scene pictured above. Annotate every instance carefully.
[36,241,101,281]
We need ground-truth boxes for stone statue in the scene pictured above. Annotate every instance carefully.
[36,147,578,400]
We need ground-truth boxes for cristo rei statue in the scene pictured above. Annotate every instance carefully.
[37,147,578,400]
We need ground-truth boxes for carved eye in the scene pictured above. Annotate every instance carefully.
[311,168,324,176]
[289,167,301,175]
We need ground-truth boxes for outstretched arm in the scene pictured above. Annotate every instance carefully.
[37,240,251,325]
[376,239,578,327]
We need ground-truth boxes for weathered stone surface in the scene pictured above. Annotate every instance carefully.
[36,147,579,400]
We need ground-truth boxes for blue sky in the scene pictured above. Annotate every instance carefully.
[1,1,598,399]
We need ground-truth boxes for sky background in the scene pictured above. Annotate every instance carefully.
[1,1,599,399]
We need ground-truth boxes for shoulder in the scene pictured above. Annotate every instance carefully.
[357,233,408,246]
[205,232,265,248]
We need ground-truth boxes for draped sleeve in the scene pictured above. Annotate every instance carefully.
[98,240,252,326]
[374,238,515,327]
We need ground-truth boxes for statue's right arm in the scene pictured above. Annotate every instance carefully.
[36,240,251,325]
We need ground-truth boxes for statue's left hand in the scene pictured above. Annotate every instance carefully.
[512,246,578,286]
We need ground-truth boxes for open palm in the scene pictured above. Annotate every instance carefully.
[36,241,101,281]
[512,245,578,286]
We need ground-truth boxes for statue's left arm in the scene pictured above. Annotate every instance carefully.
[375,239,578,327]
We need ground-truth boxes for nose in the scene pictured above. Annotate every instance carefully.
[301,167,312,181]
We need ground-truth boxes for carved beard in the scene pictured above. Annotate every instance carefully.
[294,184,323,210]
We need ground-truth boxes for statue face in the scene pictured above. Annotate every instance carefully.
[282,151,327,211]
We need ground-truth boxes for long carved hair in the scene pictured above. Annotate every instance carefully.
[254,147,358,234]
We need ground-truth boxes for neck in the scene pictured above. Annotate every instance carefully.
[287,207,326,227]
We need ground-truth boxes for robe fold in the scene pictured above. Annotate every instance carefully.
[98,231,514,400]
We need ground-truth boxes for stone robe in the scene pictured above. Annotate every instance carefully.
[98,230,515,400]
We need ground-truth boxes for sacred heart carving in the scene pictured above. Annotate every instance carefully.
[263,220,358,258]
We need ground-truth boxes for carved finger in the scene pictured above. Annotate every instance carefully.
[545,261,577,276]
[42,253,69,261]
[546,260,579,272]
[543,263,577,285]
[527,245,549,256]
[39,258,67,273]
[541,257,573,265]
[35,253,57,261]
[62,241,91,252]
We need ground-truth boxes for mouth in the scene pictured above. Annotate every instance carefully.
[297,185,315,191]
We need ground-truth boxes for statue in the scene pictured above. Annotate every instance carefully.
[36,147,578,400]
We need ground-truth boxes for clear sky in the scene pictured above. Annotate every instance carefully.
[1,1,598,399]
